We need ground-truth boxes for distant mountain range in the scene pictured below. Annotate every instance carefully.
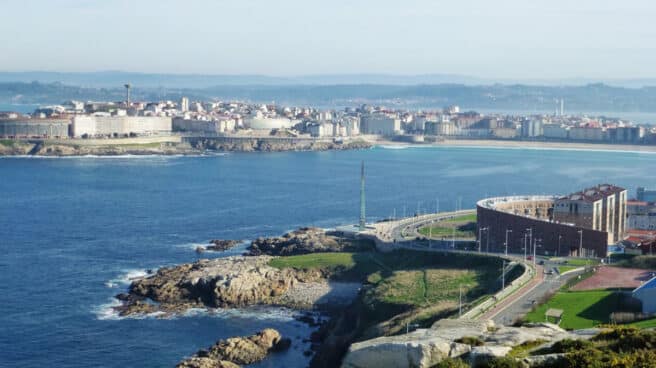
[3,75,656,115]
[2,71,656,89]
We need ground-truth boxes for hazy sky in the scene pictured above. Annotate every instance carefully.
[1,0,655,78]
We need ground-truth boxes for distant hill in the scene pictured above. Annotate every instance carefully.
[3,80,656,113]
[2,71,656,89]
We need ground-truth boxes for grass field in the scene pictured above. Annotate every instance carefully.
[268,252,356,270]
[557,265,579,274]
[564,258,599,267]
[417,214,477,239]
[629,317,656,329]
[524,290,619,329]
[269,250,508,327]
[443,213,477,223]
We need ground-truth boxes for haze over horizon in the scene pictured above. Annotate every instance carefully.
[2,0,656,80]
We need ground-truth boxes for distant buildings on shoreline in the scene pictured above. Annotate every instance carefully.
[1,87,655,145]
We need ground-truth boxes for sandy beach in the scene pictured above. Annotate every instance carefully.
[368,137,656,154]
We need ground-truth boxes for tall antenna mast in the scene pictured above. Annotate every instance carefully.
[124,83,132,107]
[359,161,366,230]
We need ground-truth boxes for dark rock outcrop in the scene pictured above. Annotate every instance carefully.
[206,240,242,252]
[177,329,291,368]
[114,256,326,316]
[247,227,373,256]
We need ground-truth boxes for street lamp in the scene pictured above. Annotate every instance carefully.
[478,226,488,252]
[523,232,528,261]
[428,220,433,249]
[557,235,562,257]
[486,226,491,253]
[505,229,512,255]
[578,230,583,258]
[501,260,507,290]
[533,238,542,266]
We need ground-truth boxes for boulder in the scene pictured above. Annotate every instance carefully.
[341,319,599,368]
[176,357,239,368]
[469,346,512,367]
[206,240,242,252]
[246,227,371,256]
[177,329,290,367]
[342,329,453,368]
[115,256,326,315]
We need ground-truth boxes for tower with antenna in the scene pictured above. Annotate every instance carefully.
[359,161,366,230]
[124,83,132,107]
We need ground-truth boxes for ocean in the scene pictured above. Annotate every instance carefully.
[2,146,656,367]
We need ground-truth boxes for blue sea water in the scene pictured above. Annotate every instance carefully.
[2,146,656,368]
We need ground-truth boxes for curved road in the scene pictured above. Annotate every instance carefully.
[370,210,586,326]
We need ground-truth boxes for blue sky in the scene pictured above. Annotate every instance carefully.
[1,0,655,78]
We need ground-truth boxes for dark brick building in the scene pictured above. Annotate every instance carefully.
[477,196,609,258]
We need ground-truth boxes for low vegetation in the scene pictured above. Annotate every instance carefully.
[270,250,513,332]
[613,255,656,270]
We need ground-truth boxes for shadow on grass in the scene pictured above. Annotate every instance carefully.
[577,292,621,324]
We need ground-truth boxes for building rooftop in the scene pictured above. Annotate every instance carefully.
[559,184,625,203]
[634,276,656,293]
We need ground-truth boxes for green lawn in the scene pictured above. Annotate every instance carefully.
[268,252,356,270]
[524,290,620,329]
[269,250,507,327]
[418,226,473,238]
[443,213,477,223]
[629,318,656,329]
[0,139,16,146]
[564,258,599,267]
[418,213,476,238]
[557,265,579,274]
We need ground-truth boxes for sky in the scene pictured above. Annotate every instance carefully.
[1,0,655,79]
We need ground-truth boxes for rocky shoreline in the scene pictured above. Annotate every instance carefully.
[0,138,372,156]
[113,256,334,316]
[177,328,292,368]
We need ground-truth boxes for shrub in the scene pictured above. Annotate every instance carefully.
[485,356,523,368]
[549,338,594,353]
[432,357,469,368]
[455,336,485,346]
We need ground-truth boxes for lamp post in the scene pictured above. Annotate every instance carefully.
[578,230,583,258]
[478,227,488,253]
[533,238,541,266]
[505,229,512,255]
[502,260,506,290]
[459,285,463,317]
[525,228,533,259]
[486,227,490,253]
[523,232,528,261]
[557,235,562,257]
[428,221,433,249]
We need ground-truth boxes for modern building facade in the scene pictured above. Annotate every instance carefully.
[360,114,401,136]
[476,188,625,258]
[553,184,627,243]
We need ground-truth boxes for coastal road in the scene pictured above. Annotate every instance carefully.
[484,258,586,325]
[371,212,573,326]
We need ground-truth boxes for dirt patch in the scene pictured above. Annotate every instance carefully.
[570,266,656,291]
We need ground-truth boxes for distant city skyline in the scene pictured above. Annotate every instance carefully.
[2,0,656,79]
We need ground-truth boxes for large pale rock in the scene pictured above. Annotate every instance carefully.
[342,329,453,368]
[341,319,600,368]
[469,346,512,367]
